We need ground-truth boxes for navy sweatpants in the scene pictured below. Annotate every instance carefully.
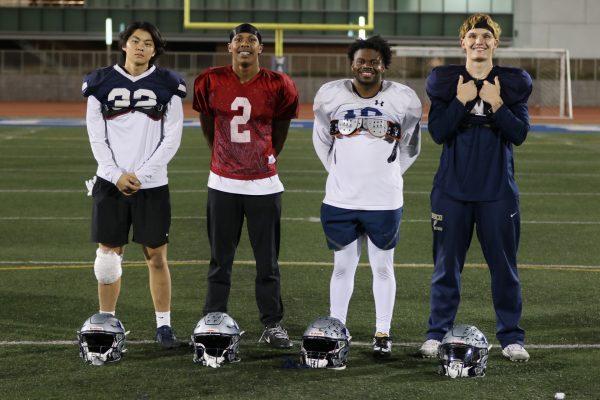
[426,187,525,347]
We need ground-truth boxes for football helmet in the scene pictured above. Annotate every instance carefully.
[438,324,490,378]
[77,313,127,366]
[300,316,351,370]
[191,312,244,368]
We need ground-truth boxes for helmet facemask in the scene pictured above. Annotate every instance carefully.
[438,343,488,378]
[191,312,243,368]
[300,316,351,370]
[438,324,490,378]
[77,313,128,366]
[192,332,242,368]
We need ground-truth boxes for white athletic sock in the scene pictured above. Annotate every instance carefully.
[99,310,116,316]
[330,237,362,325]
[156,311,171,328]
[367,237,396,334]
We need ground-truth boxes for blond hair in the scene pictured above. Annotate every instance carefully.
[459,13,501,39]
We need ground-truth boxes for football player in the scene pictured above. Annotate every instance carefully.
[418,13,532,362]
[313,35,422,358]
[192,23,299,349]
[82,21,185,349]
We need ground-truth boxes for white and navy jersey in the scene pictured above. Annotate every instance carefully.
[313,79,422,210]
[83,65,186,189]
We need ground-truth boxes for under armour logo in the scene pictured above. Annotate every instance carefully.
[375,100,384,106]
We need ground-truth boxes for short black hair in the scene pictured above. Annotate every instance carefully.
[229,23,262,44]
[347,35,392,69]
[118,21,166,65]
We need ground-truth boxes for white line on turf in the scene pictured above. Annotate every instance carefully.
[1,215,599,225]
[0,261,599,272]
[1,340,599,349]
[1,188,600,196]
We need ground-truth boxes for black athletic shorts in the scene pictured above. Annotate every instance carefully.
[91,176,171,247]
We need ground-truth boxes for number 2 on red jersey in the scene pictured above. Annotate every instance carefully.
[230,97,251,143]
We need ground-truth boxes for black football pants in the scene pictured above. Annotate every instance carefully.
[203,188,284,326]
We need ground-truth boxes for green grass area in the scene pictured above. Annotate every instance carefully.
[0,126,599,399]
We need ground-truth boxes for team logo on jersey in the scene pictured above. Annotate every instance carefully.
[342,106,383,120]
[432,212,443,232]
[471,99,486,116]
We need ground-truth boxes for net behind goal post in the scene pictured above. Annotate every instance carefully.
[391,47,573,119]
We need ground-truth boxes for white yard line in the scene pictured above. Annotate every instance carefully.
[1,215,599,225]
[1,339,599,349]
[0,260,598,271]
[1,188,600,196]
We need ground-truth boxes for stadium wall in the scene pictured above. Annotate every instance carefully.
[2,75,599,107]
[514,0,600,58]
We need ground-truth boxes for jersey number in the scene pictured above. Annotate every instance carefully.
[230,97,251,143]
[108,88,157,108]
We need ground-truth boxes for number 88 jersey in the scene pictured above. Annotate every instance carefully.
[192,66,299,180]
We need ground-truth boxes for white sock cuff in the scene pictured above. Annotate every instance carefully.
[156,311,171,328]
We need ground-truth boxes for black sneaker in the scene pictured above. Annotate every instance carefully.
[258,323,293,349]
[372,332,392,358]
[155,325,177,349]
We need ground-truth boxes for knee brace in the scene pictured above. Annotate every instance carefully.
[94,248,122,284]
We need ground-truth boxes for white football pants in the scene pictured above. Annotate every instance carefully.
[329,235,396,334]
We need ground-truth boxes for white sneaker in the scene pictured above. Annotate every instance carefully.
[502,344,530,362]
[418,339,441,358]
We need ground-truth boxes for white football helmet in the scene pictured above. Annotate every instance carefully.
[77,313,127,366]
[300,316,351,370]
[191,312,244,368]
[438,324,490,378]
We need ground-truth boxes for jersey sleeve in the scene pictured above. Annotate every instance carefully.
[162,68,187,99]
[192,69,213,116]
[496,67,533,105]
[426,67,470,144]
[82,67,110,98]
[134,94,184,185]
[86,95,125,184]
[273,73,299,121]
[396,87,422,173]
[312,82,336,171]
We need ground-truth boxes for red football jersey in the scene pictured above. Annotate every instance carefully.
[193,66,299,180]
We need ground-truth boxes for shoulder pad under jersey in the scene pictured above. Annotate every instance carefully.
[155,67,187,98]
[82,66,114,98]
[426,65,464,102]
[494,66,533,105]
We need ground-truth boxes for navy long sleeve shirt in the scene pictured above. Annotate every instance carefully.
[426,65,533,201]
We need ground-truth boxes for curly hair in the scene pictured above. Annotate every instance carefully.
[347,35,392,69]
[118,21,166,66]
[459,13,502,39]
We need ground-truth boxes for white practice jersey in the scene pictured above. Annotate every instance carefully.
[313,79,422,210]
[83,65,186,189]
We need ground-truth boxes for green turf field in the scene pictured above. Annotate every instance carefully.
[0,125,599,399]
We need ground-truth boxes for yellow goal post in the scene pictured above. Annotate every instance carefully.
[183,0,374,60]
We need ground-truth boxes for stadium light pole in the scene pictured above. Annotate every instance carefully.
[358,16,366,39]
[105,18,113,67]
